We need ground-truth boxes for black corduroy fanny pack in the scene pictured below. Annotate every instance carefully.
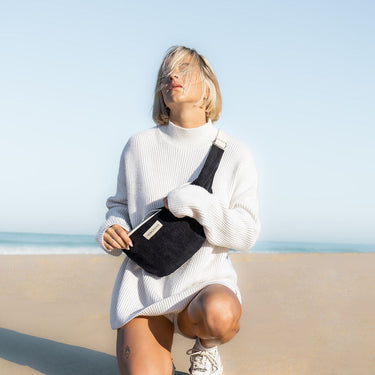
[122,130,227,277]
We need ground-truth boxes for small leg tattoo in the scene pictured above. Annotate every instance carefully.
[124,345,131,360]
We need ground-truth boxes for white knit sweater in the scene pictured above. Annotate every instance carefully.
[96,119,260,329]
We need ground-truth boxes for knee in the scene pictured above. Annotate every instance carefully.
[205,300,240,338]
[197,291,241,339]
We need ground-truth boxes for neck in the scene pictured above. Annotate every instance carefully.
[169,106,207,128]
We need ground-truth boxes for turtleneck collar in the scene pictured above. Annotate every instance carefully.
[158,118,217,146]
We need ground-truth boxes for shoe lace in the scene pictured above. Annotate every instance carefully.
[186,348,219,372]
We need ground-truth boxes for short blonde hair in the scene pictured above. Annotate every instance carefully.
[153,46,222,125]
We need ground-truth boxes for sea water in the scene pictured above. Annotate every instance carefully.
[0,232,101,255]
[0,232,373,255]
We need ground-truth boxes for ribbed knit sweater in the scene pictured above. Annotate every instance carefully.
[96,119,260,329]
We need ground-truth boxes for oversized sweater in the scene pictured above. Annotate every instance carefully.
[96,119,260,329]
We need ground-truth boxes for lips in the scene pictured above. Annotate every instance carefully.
[169,82,183,90]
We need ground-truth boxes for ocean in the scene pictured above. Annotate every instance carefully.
[0,232,374,255]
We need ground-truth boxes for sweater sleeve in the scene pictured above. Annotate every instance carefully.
[166,150,260,252]
[95,146,132,256]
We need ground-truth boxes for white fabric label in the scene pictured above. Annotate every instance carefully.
[143,221,163,240]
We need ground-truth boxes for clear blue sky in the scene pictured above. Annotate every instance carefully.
[1,0,374,244]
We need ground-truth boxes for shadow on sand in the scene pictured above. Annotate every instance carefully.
[0,327,118,374]
[0,327,188,374]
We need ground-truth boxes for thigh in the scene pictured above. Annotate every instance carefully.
[116,315,174,375]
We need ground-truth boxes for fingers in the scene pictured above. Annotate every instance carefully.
[163,197,169,209]
[114,224,133,248]
[103,224,133,250]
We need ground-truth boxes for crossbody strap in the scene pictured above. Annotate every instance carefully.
[213,129,227,150]
[191,129,227,192]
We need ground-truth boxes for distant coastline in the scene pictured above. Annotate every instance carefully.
[0,232,373,255]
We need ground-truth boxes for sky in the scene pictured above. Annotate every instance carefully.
[0,0,374,244]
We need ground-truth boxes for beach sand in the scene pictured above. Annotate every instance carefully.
[0,253,374,374]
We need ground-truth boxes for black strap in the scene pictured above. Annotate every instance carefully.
[191,144,225,193]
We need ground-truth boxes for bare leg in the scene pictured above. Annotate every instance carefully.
[177,284,241,348]
[116,315,174,375]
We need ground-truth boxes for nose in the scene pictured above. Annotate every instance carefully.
[169,68,179,81]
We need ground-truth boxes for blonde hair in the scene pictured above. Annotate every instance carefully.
[152,46,222,125]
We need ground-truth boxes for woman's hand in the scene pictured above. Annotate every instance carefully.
[103,224,133,250]
[163,197,169,209]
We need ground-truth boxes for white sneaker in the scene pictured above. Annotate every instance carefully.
[186,338,223,375]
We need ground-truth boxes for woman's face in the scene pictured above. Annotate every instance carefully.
[161,56,204,110]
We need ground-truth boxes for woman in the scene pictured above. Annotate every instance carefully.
[96,45,260,375]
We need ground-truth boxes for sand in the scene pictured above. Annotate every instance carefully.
[0,253,374,374]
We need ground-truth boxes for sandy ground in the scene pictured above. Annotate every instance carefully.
[0,253,374,374]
